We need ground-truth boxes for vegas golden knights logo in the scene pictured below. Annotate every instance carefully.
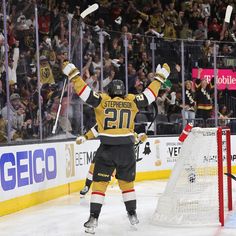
[42,67,50,78]
[65,144,75,178]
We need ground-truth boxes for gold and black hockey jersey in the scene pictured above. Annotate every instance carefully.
[195,78,214,111]
[71,75,161,145]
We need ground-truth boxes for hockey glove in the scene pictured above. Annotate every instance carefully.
[154,63,170,84]
[76,135,87,145]
[62,61,80,81]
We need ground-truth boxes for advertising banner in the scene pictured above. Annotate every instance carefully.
[192,68,236,90]
[1,136,236,203]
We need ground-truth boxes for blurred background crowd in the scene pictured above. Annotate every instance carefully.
[1,0,236,143]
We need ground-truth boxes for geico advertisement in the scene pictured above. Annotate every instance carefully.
[0,143,64,201]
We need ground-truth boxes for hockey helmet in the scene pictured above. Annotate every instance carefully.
[108,79,125,97]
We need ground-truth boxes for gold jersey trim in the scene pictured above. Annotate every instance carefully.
[98,132,134,137]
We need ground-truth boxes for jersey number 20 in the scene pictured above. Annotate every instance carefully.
[104,108,131,129]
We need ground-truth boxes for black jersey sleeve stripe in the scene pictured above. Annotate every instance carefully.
[86,91,102,108]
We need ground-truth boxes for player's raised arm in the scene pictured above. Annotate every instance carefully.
[62,62,101,107]
[134,63,170,108]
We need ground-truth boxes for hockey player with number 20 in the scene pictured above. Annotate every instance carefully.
[62,61,170,234]
[77,124,148,197]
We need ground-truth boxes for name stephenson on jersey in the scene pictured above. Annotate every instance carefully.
[72,76,161,145]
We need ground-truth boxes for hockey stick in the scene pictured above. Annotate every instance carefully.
[225,5,233,24]
[221,5,233,39]
[224,173,236,181]
[54,4,99,134]
[134,102,158,153]
[52,78,67,134]
[80,3,99,19]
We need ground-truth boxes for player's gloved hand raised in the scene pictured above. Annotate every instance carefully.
[154,63,170,83]
[62,61,80,81]
[76,135,87,145]
[138,133,148,143]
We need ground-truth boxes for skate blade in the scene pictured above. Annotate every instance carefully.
[128,216,139,226]
[130,224,138,231]
[85,227,95,234]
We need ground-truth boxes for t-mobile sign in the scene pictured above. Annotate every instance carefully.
[192,68,236,90]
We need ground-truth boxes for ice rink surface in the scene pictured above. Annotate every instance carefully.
[0,180,236,236]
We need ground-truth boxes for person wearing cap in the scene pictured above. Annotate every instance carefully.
[1,93,25,140]
[9,79,19,95]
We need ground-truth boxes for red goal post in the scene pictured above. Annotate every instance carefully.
[217,127,232,226]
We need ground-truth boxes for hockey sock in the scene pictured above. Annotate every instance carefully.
[85,178,93,188]
[122,189,137,212]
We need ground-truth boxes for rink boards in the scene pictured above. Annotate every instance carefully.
[0,136,236,216]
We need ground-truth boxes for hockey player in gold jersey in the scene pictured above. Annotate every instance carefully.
[77,123,148,197]
[62,61,170,234]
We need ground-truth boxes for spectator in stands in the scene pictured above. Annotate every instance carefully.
[218,105,232,127]
[199,40,214,67]
[135,51,152,75]
[137,7,165,34]
[220,30,233,42]
[208,18,221,37]
[85,68,115,92]
[40,36,55,61]
[39,55,55,84]
[0,113,7,143]
[104,51,113,72]
[9,79,19,95]
[1,41,19,84]
[38,7,51,41]
[208,24,220,41]
[163,2,178,26]
[0,80,6,110]
[156,88,170,115]
[179,21,193,39]
[194,69,214,125]
[167,86,182,121]
[193,19,208,40]
[127,63,137,93]
[133,79,144,94]
[91,54,102,72]
[182,80,196,126]
[0,33,5,62]
[1,93,26,140]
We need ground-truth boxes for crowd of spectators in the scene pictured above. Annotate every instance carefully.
[0,0,236,142]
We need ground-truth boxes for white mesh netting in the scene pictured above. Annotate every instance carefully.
[153,127,229,226]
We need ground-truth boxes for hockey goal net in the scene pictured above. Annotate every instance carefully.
[153,127,232,226]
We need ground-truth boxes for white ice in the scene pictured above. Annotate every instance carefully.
[0,180,236,236]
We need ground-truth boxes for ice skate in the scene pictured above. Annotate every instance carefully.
[80,186,89,197]
[84,215,98,234]
[127,210,139,225]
